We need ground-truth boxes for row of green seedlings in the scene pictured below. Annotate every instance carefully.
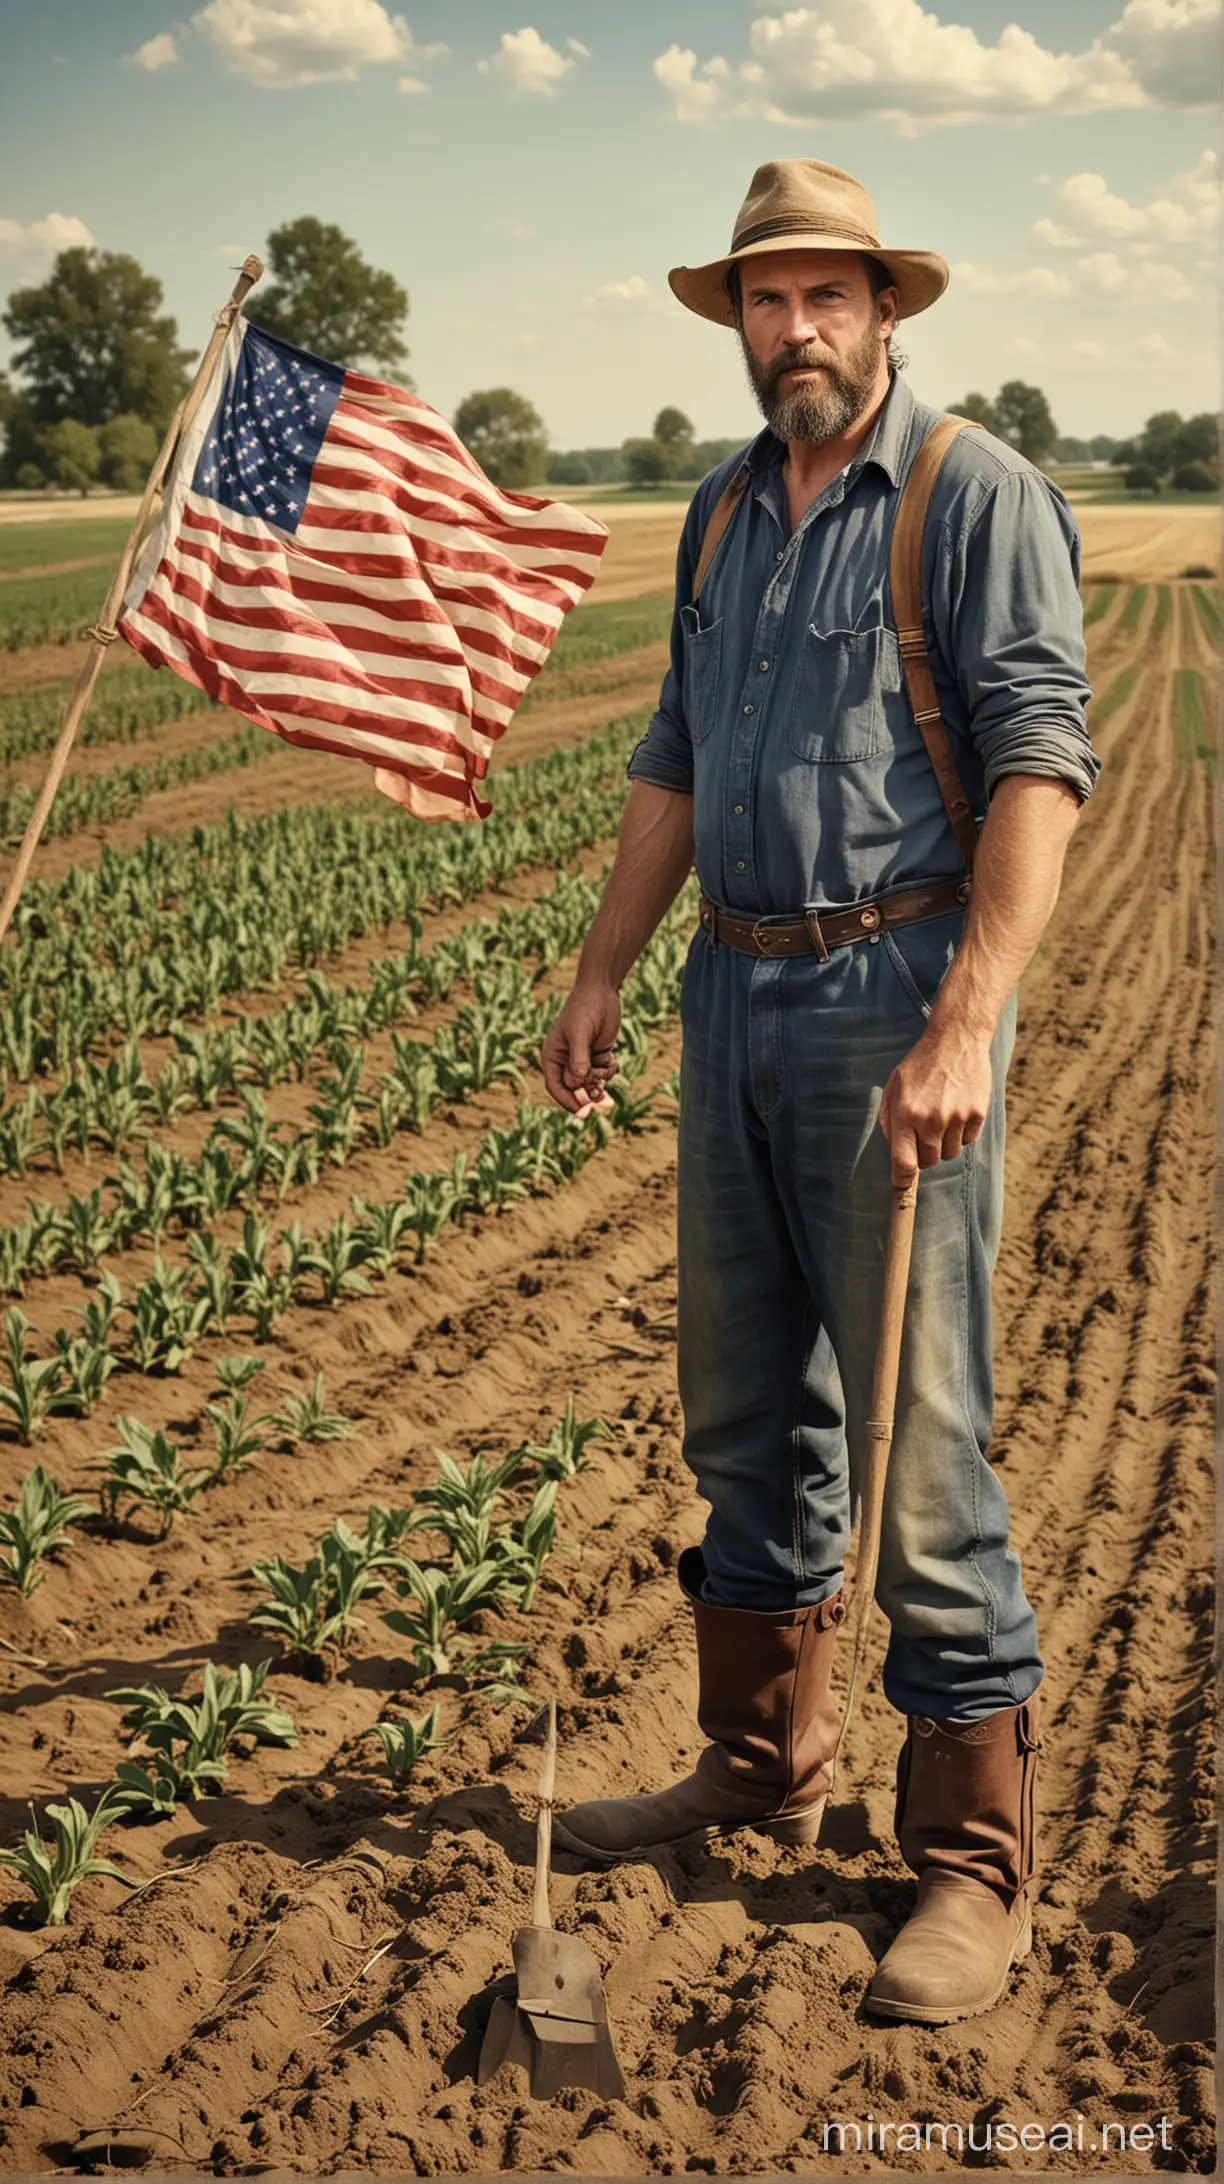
[0,862,606,1176]
[0,725,273,847]
[0,1400,606,1925]
[0,1037,681,1433]
[0,1057,677,1422]
[0,1358,350,1587]
[0,663,217,767]
[0,564,119,652]
[0,895,691,1297]
[0,709,648,1077]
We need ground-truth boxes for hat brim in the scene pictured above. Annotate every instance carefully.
[668,235,949,326]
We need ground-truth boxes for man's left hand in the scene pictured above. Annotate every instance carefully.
[878,1023,994,1186]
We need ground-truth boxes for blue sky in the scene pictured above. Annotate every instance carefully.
[0,0,1219,447]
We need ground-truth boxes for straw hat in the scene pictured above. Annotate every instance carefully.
[669,158,949,326]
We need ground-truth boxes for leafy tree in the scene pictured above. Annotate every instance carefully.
[1088,433,1120,461]
[1,248,193,432]
[1169,414,1218,471]
[992,381,1057,466]
[1133,409,1184,476]
[547,452,593,486]
[247,217,410,379]
[1172,459,1216,492]
[653,406,694,449]
[99,412,158,492]
[453,388,548,490]
[0,371,14,431]
[623,437,668,489]
[41,420,102,495]
[1125,462,1162,495]
[948,390,1000,433]
[693,436,747,475]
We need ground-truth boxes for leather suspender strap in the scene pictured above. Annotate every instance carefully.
[889,414,985,875]
[691,468,749,603]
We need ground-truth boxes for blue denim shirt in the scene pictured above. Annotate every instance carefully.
[626,368,1100,916]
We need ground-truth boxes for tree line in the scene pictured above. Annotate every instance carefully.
[0,224,1216,500]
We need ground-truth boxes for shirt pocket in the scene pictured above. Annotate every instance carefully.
[680,603,722,745]
[788,622,902,763]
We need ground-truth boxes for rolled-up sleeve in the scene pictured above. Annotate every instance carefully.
[937,468,1101,805]
[625,499,701,795]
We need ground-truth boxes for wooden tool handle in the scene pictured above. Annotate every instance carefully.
[530,1700,557,1930]
[830,1178,918,1773]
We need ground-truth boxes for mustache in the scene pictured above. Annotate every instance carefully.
[763,347,839,392]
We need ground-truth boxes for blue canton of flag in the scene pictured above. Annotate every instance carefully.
[191,324,344,536]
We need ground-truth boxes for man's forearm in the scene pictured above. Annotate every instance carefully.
[575,779,695,989]
[928,773,1082,1041]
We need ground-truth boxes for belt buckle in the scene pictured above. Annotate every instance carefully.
[751,920,788,956]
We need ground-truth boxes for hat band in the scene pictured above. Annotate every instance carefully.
[732,211,880,253]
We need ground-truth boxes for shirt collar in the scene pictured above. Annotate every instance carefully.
[742,367,913,490]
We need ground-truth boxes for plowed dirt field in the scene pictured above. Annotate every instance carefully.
[0,540,1214,2175]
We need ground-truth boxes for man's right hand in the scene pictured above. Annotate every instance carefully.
[541,980,622,1118]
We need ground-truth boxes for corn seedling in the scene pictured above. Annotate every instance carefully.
[513,1396,612,1484]
[92,1417,211,1536]
[381,1558,516,1679]
[0,1785,136,1925]
[213,1354,266,1394]
[124,1258,211,1375]
[107,1659,297,1805]
[52,1328,116,1416]
[204,1391,273,1481]
[268,1369,352,1447]
[248,1555,337,1656]
[313,1213,376,1306]
[0,1466,93,1594]
[0,1308,73,1442]
[366,1705,444,1785]
[496,1478,558,1611]
[186,1232,235,1334]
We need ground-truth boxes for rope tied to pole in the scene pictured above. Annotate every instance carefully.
[86,624,119,647]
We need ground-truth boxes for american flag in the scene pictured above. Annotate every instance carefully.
[118,319,609,822]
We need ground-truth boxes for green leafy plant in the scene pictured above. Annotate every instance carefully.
[381,1557,516,1678]
[0,1465,93,1594]
[514,1395,611,1484]
[204,1390,273,1481]
[0,1307,73,1442]
[366,1705,444,1785]
[0,1785,136,1925]
[268,1369,352,1446]
[91,1418,211,1537]
[106,1660,297,1807]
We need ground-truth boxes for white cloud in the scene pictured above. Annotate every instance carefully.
[1010,337,1044,360]
[583,275,653,309]
[652,0,1220,134]
[0,213,95,258]
[478,26,577,95]
[397,75,428,92]
[1142,260,1196,300]
[1034,151,1220,250]
[1067,340,1112,362]
[653,45,729,123]
[1140,332,1175,356]
[192,0,416,87]
[951,261,1073,298]
[566,37,589,58]
[1078,251,1129,290]
[1101,0,1222,105]
[124,32,178,70]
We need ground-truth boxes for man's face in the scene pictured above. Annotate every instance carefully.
[735,249,897,443]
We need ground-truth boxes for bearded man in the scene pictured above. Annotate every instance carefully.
[539,159,1100,2025]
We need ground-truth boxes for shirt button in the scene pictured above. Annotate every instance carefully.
[735,860,746,871]
[775,551,784,562]
[733,803,744,814]
[743,704,754,715]
[759,660,770,672]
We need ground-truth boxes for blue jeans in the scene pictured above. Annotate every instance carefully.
[675,901,1044,1723]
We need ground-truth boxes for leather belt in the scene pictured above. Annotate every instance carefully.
[697,873,970,962]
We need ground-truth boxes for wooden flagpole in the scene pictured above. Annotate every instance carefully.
[0,251,265,949]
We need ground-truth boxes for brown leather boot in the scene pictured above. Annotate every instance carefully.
[865,1691,1044,2024]
[553,1546,846,1864]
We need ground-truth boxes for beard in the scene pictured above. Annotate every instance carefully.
[738,305,885,442]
